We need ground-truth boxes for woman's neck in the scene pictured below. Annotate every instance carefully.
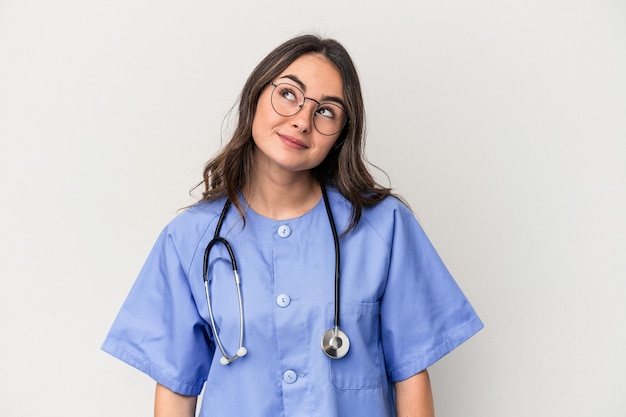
[244,169,322,220]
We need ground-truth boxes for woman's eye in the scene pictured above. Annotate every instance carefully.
[279,88,298,102]
[317,106,336,119]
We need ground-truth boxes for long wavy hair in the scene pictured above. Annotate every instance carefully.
[198,34,396,232]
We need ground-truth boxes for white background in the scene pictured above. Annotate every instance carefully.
[1,1,625,416]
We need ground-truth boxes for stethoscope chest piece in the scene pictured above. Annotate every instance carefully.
[321,327,350,359]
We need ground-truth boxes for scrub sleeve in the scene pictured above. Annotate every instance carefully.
[101,219,215,396]
[374,202,483,382]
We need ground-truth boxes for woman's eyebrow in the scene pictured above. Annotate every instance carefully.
[279,74,306,90]
[278,74,346,107]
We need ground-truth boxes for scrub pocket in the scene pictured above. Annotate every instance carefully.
[328,302,383,390]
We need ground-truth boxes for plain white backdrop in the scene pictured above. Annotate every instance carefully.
[1,1,625,416]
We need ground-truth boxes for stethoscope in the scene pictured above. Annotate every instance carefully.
[202,186,350,365]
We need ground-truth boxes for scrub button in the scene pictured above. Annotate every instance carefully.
[276,294,291,308]
[277,224,292,238]
[283,370,298,384]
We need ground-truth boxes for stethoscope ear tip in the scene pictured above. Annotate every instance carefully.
[219,347,248,366]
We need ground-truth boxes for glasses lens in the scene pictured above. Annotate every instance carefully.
[313,102,346,136]
[270,83,347,136]
[271,83,305,117]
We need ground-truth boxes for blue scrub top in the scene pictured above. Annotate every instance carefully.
[102,188,483,417]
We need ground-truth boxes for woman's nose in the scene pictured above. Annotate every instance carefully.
[290,99,318,133]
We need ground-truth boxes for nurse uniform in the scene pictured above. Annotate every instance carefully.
[102,187,483,417]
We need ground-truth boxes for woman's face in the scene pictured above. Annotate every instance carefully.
[251,53,345,178]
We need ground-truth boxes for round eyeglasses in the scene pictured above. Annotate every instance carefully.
[269,82,348,136]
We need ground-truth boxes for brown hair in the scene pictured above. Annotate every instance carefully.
[198,34,397,232]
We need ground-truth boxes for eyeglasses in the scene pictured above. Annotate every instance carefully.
[269,82,348,136]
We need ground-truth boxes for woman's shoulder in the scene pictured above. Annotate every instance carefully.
[327,187,407,209]
[362,195,414,233]
[327,187,414,232]
[162,198,227,240]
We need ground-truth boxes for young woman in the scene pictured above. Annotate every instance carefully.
[103,34,483,417]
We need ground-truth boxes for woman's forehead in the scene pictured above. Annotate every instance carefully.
[276,54,344,99]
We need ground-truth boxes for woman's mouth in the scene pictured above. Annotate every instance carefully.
[278,134,308,149]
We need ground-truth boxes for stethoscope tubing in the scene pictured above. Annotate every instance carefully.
[203,237,245,364]
[203,199,247,365]
[321,187,341,329]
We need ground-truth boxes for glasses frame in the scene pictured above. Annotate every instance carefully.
[268,82,348,136]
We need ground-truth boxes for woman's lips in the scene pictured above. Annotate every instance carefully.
[278,134,308,149]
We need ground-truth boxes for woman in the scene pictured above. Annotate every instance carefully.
[103,34,483,417]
